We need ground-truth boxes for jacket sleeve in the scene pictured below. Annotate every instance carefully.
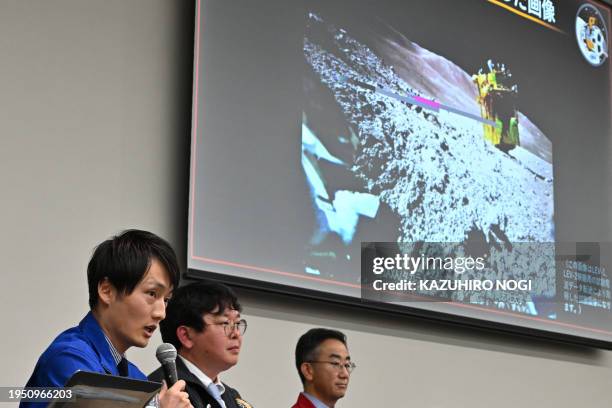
[31,345,104,387]
[20,346,105,408]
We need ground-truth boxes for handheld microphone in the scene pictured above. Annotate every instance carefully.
[156,343,178,387]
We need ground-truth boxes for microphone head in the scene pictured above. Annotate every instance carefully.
[156,343,177,364]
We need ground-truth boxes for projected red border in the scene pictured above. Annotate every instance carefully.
[188,0,612,339]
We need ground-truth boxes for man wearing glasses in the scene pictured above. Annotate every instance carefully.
[149,281,252,408]
[292,328,355,408]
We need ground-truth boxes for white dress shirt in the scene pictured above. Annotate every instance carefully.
[179,355,226,398]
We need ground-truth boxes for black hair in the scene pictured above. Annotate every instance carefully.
[160,281,242,350]
[87,229,180,309]
[295,328,347,385]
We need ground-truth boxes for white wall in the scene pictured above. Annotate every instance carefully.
[1,1,611,407]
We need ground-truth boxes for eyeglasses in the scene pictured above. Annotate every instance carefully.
[306,361,356,374]
[209,319,248,337]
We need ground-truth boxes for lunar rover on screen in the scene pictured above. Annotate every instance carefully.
[473,60,520,152]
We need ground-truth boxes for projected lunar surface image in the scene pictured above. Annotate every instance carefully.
[301,11,555,309]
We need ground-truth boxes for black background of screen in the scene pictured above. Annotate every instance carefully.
[189,0,612,347]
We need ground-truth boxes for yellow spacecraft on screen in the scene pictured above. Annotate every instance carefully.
[473,60,520,151]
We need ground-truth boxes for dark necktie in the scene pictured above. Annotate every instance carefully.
[117,357,129,377]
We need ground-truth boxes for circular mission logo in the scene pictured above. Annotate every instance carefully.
[575,3,609,67]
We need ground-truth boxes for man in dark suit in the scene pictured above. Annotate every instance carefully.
[149,281,253,408]
[291,328,354,408]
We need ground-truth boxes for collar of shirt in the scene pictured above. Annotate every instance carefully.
[103,333,124,366]
[80,312,124,376]
[303,392,331,408]
[178,355,225,396]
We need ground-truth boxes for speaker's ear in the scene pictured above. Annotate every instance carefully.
[97,277,117,307]
[300,361,315,383]
[176,326,194,349]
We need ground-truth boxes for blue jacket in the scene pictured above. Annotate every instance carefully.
[21,312,147,408]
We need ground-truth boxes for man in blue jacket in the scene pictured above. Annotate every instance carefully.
[21,229,192,408]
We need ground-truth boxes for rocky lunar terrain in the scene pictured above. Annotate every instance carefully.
[304,13,556,306]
